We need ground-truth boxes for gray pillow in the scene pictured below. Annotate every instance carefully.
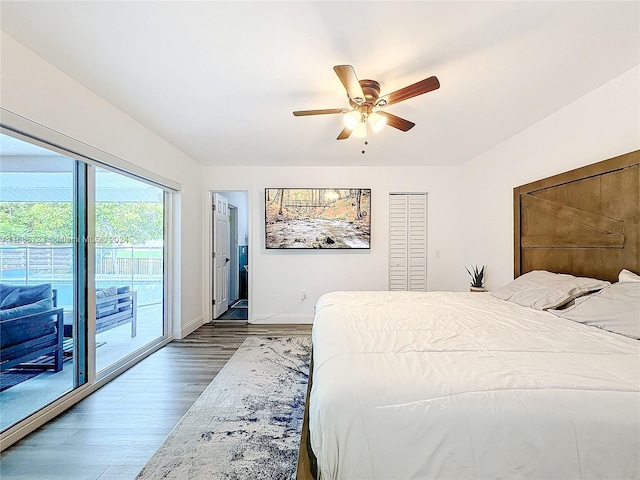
[96,286,119,318]
[0,297,54,321]
[619,269,640,283]
[0,284,19,304]
[0,298,56,348]
[0,284,52,310]
[491,270,610,310]
[550,281,640,339]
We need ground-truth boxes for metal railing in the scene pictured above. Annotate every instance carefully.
[0,245,163,307]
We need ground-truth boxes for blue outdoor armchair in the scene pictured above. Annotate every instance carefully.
[0,283,64,372]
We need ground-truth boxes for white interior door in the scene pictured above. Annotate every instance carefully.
[389,193,427,291]
[213,193,230,318]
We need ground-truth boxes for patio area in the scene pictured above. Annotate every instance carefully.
[0,303,164,431]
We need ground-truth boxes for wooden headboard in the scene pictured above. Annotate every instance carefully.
[514,149,640,282]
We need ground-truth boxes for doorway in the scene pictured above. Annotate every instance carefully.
[211,190,249,321]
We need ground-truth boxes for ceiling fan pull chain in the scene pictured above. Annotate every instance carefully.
[362,139,368,155]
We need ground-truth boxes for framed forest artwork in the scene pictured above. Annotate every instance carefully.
[265,188,371,249]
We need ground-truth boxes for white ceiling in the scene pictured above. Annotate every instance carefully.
[1,1,638,168]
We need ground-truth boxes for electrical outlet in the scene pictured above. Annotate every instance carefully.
[301,290,307,301]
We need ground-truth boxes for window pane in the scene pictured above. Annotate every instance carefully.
[0,133,77,430]
[94,168,164,374]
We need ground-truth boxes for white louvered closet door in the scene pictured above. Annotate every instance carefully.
[389,193,427,291]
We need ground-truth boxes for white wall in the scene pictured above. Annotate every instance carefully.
[205,66,639,323]
[205,166,461,323]
[0,32,206,337]
[458,65,640,291]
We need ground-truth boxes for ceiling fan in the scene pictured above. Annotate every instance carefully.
[293,65,440,141]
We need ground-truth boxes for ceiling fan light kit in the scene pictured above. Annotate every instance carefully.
[352,122,367,139]
[343,110,362,129]
[367,111,386,132]
[293,65,440,148]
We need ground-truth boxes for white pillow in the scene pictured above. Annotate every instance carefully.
[619,269,640,283]
[551,281,640,339]
[491,270,610,310]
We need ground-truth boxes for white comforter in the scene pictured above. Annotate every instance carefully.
[310,291,640,480]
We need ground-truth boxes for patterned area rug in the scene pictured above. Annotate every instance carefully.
[136,336,311,480]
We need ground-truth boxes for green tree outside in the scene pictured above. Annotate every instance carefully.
[0,202,163,245]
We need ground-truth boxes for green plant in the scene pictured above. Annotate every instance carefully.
[466,265,486,288]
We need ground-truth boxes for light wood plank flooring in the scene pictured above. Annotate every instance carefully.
[0,322,312,480]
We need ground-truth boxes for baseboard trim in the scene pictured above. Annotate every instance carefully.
[177,315,204,339]
[250,313,314,325]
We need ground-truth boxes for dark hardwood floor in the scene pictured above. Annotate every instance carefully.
[0,322,312,480]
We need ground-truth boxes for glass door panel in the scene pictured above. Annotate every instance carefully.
[0,134,78,430]
[94,168,165,374]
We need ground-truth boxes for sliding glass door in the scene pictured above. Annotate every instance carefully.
[0,131,169,433]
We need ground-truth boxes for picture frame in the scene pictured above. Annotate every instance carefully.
[264,188,371,249]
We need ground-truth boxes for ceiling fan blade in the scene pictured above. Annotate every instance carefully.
[379,76,440,107]
[377,111,415,131]
[333,65,365,105]
[293,108,346,116]
[336,126,353,140]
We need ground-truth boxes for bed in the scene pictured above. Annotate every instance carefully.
[297,149,640,480]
